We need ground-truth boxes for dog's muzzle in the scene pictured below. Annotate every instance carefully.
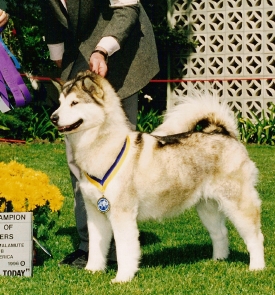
[50,114,83,133]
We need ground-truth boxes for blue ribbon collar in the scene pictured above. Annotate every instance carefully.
[84,136,131,213]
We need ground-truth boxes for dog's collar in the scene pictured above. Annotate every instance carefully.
[84,136,130,213]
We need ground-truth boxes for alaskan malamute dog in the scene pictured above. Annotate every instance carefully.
[51,71,265,283]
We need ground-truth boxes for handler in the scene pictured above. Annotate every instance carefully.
[39,0,159,267]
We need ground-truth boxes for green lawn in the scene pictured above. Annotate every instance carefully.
[0,143,274,295]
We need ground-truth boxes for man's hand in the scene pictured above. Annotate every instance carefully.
[0,9,9,28]
[54,60,62,68]
[89,47,108,77]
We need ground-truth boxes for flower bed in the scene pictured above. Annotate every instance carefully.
[0,161,64,240]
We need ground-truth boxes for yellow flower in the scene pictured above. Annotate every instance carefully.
[0,161,64,213]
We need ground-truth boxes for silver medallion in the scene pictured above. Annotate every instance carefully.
[97,197,110,213]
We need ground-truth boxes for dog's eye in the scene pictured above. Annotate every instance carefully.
[71,101,78,106]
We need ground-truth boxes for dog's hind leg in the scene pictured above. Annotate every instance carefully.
[110,211,140,283]
[84,201,113,273]
[221,188,265,271]
[196,199,229,260]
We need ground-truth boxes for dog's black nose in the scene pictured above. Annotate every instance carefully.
[50,114,59,125]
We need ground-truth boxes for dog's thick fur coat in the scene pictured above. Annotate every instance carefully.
[51,71,265,283]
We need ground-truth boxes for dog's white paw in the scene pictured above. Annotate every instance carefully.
[111,275,134,284]
[249,258,265,271]
[213,248,229,260]
[85,261,106,273]
[85,267,105,274]
[212,237,229,261]
[110,270,135,284]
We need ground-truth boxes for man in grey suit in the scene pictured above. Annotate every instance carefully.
[40,0,159,267]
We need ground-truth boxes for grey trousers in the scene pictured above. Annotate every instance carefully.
[65,93,138,252]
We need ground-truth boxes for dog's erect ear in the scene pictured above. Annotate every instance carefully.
[83,77,104,101]
[51,78,65,94]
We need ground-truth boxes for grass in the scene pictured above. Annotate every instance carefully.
[0,143,275,294]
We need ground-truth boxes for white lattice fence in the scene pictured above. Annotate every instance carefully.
[168,0,275,118]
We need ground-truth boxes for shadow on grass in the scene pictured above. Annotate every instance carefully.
[55,226,81,249]
[54,228,162,251]
[33,227,79,266]
[35,248,53,266]
[50,228,249,270]
[139,230,162,246]
[107,243,249,273]
[141,243,249,268]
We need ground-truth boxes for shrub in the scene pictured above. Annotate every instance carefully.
[0,106,63,142]
[0,106,34,139]
[27,107,63,142]
[137,106,163,133]
[238,103,275,145]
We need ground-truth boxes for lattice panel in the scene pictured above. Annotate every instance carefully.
[168,0,275,118]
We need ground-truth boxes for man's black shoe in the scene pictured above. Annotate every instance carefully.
[59,249,88,268]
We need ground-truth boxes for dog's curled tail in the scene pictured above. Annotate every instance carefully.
[152,91,238,139]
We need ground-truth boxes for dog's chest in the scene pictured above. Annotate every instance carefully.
[79,178,103,205]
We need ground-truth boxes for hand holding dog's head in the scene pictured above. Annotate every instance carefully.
[82,75,104,102]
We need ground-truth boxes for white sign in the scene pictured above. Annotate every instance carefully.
[0,213,33,277]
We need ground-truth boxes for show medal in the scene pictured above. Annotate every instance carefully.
[84,136,130,214]
[97,197,110,213]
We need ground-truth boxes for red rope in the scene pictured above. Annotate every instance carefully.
[0,138,26,144]
[20,73,275,83]
[21,73,56,82]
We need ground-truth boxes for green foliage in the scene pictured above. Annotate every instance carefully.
[238,103,275,145]
[137,106,163,133]
[3,0,54,74]
[27,107,63,142]
[32,204,56,240]
[141,0,197,54]
[0,106,34,139]
[0,106,63,142]
[153,22,197,52]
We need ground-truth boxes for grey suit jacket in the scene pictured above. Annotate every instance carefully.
[40,0,159,99]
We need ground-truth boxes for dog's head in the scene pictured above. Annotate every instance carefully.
[51,71,107,134]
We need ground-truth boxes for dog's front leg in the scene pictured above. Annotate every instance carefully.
[84,200,113,273]
[110,211,141,283]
